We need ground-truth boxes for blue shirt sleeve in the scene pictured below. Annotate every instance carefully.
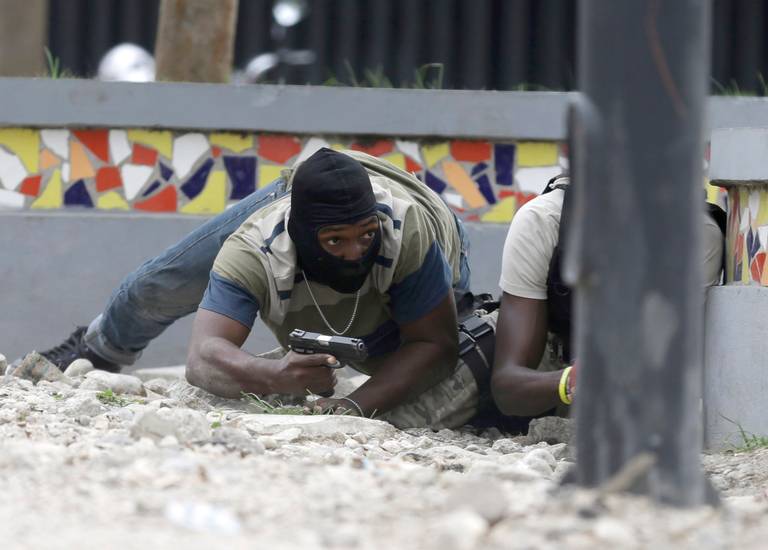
[198,271,261,328]
[388,242,452,324]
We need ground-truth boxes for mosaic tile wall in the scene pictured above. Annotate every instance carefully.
[0,128,568,223]
[725,186,768,285]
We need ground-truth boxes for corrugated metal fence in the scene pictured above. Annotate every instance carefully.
[47,0,766,93]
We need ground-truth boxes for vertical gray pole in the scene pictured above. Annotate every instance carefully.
[570,0,713,506]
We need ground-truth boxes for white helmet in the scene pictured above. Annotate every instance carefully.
[97,43,155,82]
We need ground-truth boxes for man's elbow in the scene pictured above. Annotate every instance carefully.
[185,346,206,388]
[490,369,525,416]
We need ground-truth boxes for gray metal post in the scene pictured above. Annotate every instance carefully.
[569,0,714,505]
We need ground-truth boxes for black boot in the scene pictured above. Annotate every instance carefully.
[40,326,121,373]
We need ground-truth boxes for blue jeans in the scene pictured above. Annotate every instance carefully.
[85,179,472,365]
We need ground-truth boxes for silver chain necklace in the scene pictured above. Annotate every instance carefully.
[301,270,360,335]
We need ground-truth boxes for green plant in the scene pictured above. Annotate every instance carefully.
[721,415,768,452]
[96,388,130,407]
[412,63,444,90]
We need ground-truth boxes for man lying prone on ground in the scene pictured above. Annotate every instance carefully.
[43,149,488,429]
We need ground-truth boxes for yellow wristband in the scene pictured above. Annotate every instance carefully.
[558,366,573,405]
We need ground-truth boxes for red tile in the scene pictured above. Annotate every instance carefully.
[134,186,177,212]
[450,140,491,162]
[96,166,123,192]
[405,156,422,173]
[466,214,480,222]
[212,146,222,158]
[73,130,110,163]
[752,252,766,282]
[350,140,394,157]
[19,175,42,197]
[258,135,302,164]
[132,143,158,166]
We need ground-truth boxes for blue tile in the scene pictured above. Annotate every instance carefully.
[475,174,496,204]
[471,163,488,176]
[425,171,447,194]
[64,180,93,207]
[224,156,257,200]
[160,163,174,181]
[748,228,761,259]
[142,180,161,197]
[494,144,516,186]
[181,158,214,199]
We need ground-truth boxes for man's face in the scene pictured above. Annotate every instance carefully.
[317,215,379,261]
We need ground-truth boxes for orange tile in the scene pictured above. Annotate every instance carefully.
[351,140,394,157]
[39,148,61,170]
[70,141,96,180]
[442,160,487,209]
[132,143,158,166]
[73,129,110,163]
[258,135,302,164]
[134,186,177,212]
[450,140,491,162]
[96,166,122,192]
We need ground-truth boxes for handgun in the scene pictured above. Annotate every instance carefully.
[288,329,368,368]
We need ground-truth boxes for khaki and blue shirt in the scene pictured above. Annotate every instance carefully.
[199,151,463,365]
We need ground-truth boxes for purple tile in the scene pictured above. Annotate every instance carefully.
[181,158,214,199]
[425,171,447,194]
[475,174,497,204]
[160,162,174,181]
[64,180,94,208]
[224,156,257,200]
[748,228,761,260]
[494,144,516,186]
[142,180,162,197]
[471,163,488,176]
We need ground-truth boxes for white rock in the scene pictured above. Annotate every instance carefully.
[257,435,278,450]
[447,479,508,524]
[62,393,106,417]
[63,359,94,378]
[240,414,397,441]
[344,438,361,449]
[351,432,368,444]
[491,438,523,454]
[80,371,146,396]
[130,366,186,382]
[525,448,557,470]
[130,408,210,443]
[522,455,554,478]
[11,352,66,384]
[0,353,6,374]
[143,378,171,395]
[593,517,635,546]
[274,428,302,442]
[433,510,488,550]
[380,440,402,454]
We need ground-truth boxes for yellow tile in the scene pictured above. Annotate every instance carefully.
[127,129,173,158]
[210,132,254,153]
[756,191,768,226]
[181,170,226,214]
[442,160,487,209]
[705,180,720,204]
[31,169,62,209]
[481,196,517,223]
[259,165,285,188]
[0,128,39,172]
[97,191,129,211]
[422,142,449,168]
[329,143,346,151]
[516,142,558,167]
[381,153,406,170]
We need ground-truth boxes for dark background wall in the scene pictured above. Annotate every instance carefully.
[46,0,768,93]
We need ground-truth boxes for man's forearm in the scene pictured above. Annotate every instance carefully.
[491,365,562,417]
[346,340,455,417]
[186,336,276,398]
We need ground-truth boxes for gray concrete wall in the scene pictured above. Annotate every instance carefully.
[704,286,768,449]
[0,212,508,368]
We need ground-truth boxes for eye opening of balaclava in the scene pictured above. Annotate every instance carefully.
[287,148,381,294]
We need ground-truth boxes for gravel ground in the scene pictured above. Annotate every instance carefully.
[1,352,767,550]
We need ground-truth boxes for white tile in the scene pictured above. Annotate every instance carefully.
[109,130,132,164]
[0,189,25,209]
[515,166,562,194]
[0,148,28,190]
[41,129,69,158]
[443,192,463,209]
[121,164,154,200]
[396,140,422,163]
[62,162,70,183]
[758,226,768,250]
[173,133,209,180]
[740,208,751,233]
[296,137,330,163]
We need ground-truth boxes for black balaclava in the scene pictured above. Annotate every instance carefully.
[287,148,381,294]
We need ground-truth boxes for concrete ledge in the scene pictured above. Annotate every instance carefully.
[0,212,508,368]
[0,78,571,140]
[704,285,768,449]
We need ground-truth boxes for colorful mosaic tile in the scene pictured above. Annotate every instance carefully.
[0,128,583,223]
[725,186,768,286]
